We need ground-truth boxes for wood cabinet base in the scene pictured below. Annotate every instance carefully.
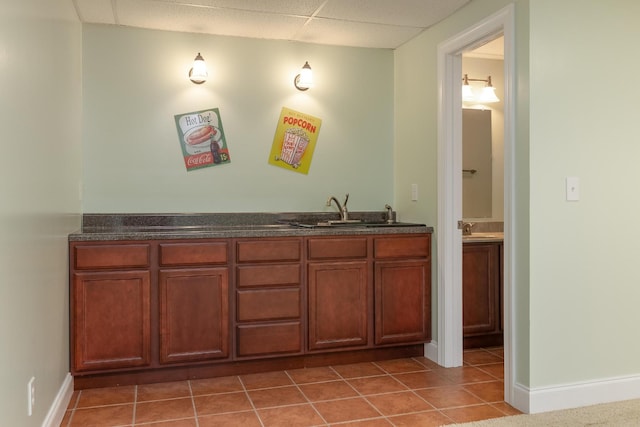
[73,344,424,390]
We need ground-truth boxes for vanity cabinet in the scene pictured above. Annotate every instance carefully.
[374,236,431,345]
[235,238,303,358]
[158,241,230,364]
[463,241,503,348]
[71,243,152,372]
[307,237,370,351]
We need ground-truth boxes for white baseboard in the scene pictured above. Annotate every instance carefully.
[528,373,640,414]
[424,340,439,363]
[42,373,73,427]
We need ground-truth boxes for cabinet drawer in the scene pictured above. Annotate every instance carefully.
[237,288,300,322]
[236,239,301,263]
[237,264,300,288]
[307,238,368,260]
[74,244,150,269]
[374,236,430,259]
[236,322,302,357]
[159,242,228,266]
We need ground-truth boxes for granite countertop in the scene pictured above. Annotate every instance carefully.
[69,213,434,242]
[462,232,504,243]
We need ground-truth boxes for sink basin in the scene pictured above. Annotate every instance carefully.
[464,234,496,238]
[284,221,424,228]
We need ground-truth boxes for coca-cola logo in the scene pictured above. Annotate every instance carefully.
[186,152,213,167]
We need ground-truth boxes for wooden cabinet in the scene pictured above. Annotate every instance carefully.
[463,241,503,348]
[307,237,370,351]
[71,244,151,372]
[158,241,230,364]
[235,238,303,358]
[374,236,431,345]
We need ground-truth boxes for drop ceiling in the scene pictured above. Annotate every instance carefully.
[71,0,472,49]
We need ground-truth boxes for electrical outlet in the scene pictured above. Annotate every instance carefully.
[28,377,35,416]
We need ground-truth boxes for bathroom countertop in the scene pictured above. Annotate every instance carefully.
[69,212,434,242]
[462,232,504,243]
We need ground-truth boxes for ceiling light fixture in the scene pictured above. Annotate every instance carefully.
[189,52,208,84]
[462,74,499,103]
[294,61,313,91]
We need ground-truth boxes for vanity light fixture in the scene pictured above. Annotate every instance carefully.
[462,74,499,103]
[189,52,208,84]
[294,61,313,91]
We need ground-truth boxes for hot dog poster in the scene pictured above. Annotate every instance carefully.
[174,108,231,171]
[268,107,321,175]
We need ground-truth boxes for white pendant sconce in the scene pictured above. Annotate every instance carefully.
[189,52,208,84]
[462,74,499,103]
[294,61,313,91]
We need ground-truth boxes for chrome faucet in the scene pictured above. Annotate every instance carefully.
[384,204,395,224]
[462,222,475,236]
[327,193,349,221]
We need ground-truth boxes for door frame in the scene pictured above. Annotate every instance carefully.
[435,4,516,404]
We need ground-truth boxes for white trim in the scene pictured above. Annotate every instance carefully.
[528,374,640,414]
[42,373,73,427]
[424,340,439,362]
[436,1,517,407]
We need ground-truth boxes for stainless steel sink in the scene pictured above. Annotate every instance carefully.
[284,221,424,228]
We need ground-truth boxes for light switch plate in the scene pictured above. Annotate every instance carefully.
[566,177,579,201]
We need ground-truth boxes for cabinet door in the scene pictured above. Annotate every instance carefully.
[159,268,229,364]
[72,270,151,372]
[463,243,500,337]
[308,261,369,350]
[374,260,430,345]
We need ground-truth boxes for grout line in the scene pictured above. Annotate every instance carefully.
[131,385,137,426]
[284,370,329,426]
[238,375,266,427]
[187,380,200,427]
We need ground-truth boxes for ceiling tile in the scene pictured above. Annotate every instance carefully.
[75,0,116,24]
[117,0,307,39]
[318,0,471,27]
[300,18,422,49]
[161,0,325,17]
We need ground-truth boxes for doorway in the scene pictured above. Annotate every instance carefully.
[435,4,515,406]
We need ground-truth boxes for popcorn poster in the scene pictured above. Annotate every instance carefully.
[174,108,231,171]
[268,107,321,174]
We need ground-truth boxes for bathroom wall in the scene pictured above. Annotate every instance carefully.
[82,25,395,214]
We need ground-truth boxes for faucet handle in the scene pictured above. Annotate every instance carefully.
[343,193,349,207]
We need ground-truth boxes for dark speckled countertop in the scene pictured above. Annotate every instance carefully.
[69,212,434,242]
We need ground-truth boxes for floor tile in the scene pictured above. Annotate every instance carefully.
[374,358,428,374]
[137,381,191,402]
[198,410,262,427]
[193,391,253,415]
[464,350,504,365]
[240,370,293,390]
[257,403,325,427]
[393,371,454,389]
[347,375,407,395]
[68,404,134,427]
[299,380,359,402]
[415,385,484,409]
[492,401,522,415]
[463,380,504,403]
[134,398,194,424]
[437,366,496,384]
[313,397,381,424]
[247,385,308,408]
[333,418,393,426]
[190,375,243,396]
[77,386,136,408]
[388,410,455,427]
[331,362,385,379]
[287,366,341,384]
[365,391,434,416]
[440,403,505,423]
[477,363,504,379]
[134,419,197,426]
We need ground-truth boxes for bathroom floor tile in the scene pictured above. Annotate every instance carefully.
[347,375,407,395]
[247,385,307,408]
[298,380,359,402]
[286,366,341,384]
[240,370,293,390]
[137,381,191,402]
[366,391,434,416]
[257,403,325,427]
[193,391,253,416]
[68,404,134,427]
[134,397,194,424]
[190,375,243,396]
[198,410,263,427]
[313,397,381,423]
[331,362,386,379]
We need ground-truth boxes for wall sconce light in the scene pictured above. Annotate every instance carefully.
[294,61,313,91]
[189,52,208,84]
[462,74,499,103]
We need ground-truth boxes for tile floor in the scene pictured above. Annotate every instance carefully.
[61,347,520,426]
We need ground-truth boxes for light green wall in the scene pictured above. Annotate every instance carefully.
[528,0,640,387]
[394,0,531,388]
[0,1,82,425]
[82,25,394,214]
